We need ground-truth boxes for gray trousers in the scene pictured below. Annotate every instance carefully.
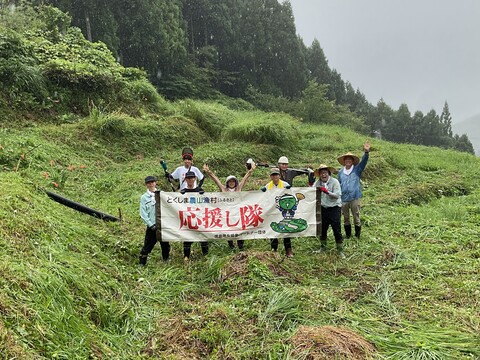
[341,198,361,226]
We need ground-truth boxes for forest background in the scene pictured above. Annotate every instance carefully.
[1,0,475,154]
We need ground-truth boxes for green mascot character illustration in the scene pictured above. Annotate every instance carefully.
[270,192,308,233]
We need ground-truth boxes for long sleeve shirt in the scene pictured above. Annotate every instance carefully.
[315,176,342,208]
[337,152,369,202]
[139,190,156,228]
[280,168,309,186]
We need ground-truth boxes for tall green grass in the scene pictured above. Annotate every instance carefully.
[1,100,479,358]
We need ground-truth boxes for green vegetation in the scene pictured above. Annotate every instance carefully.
[1,3,479,359]
[1,99,479,358]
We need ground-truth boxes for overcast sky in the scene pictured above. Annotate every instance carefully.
[288,0,480,124]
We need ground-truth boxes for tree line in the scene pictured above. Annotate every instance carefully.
[2,0,474,154]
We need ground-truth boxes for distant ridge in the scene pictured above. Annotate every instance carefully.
[453,114,480,156]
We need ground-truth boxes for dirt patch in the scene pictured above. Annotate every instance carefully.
[380,248,397,265]
[0,319,30,359]
[142,318,209,359]
[344,281,375,303]
[219,251,302,282]
[290,325,376,360]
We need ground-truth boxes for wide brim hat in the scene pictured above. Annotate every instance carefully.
[225,175,239,187]
[314,164,336,177]
[337,152,359,166]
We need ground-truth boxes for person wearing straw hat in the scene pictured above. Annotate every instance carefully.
[202,162,256,250]
[337,141,371,239]
[139,176,170,265]
[261,167,294,257]
[314,164,344,257]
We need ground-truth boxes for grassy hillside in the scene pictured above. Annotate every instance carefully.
[453,114,480,156]
[1,99,479,359]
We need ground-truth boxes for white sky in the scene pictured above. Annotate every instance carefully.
[288,0,480,124]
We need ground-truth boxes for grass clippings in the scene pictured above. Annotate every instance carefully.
[290,325,376,360]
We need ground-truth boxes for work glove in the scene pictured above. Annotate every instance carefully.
[285,185,292,189]
[198,188,205,195]
[149,225,156,232]
[320,186,329,194]
[261,187,267,192]
[164,171,170,179]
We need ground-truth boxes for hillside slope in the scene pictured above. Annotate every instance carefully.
[1,104,479,358]
[453,114,480,155]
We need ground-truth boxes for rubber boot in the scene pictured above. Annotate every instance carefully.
[354,225,361,239]
[344,225,352,239]
[336,243,345,259]
[319,239,327,253]
[201,242,209,255]
[271,239,278,252]
[227,240,235,249]
[139,254,148,266]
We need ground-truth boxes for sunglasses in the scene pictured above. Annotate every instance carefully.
[183,155,193,160]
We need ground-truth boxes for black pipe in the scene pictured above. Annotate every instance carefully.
[45,190,121,222]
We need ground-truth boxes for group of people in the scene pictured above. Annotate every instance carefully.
[139,142,370,265]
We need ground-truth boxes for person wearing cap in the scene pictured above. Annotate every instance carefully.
[202,162,257,250]
[261,168,294,257]
[337,141,370,239]
[276,157,313,257]
[139,176,170,265]
[165,147,204,191]
[181,171,209,260]
[277,156,315,186]
[314,164,344,257]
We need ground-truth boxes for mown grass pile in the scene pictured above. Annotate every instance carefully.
[1,97,479,359]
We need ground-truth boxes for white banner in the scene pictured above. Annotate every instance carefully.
[158,187,318,242]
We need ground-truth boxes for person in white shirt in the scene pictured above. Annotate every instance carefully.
[165,147,204,191]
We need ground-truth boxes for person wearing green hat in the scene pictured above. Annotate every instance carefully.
[139,176,170,265]
[337,141,370,239]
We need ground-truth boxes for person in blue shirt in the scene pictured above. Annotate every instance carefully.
[337,141,370,239]
[139,176,170,265]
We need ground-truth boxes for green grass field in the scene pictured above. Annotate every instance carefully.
[1,103,479,359]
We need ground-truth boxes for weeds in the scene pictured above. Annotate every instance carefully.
[1,99,479,358]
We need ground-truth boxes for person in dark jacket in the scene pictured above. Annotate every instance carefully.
[181,171,208,261]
